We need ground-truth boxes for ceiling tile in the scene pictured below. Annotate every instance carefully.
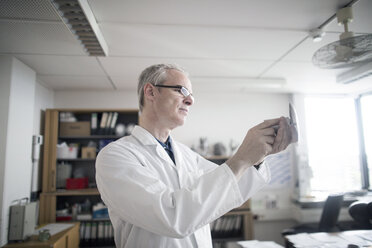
[101,23,307,60]
[99,57,273,78]
[0,22,85,55]
[110,76,138,91]
[90,0,349,30]
[38,75,113,90]
[0,0,60,21]
[16,55,106,76]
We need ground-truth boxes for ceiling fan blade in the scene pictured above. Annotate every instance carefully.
[312,34,372,69]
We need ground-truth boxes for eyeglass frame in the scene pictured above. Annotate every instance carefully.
[153,84,194,99]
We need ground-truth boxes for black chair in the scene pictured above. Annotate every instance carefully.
[282,193,344,236]
[348,200,372,229]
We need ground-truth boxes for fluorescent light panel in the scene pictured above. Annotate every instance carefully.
[51,0,108,56]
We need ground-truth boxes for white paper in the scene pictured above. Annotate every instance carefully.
[309,232,346,243]
[359,230,372,242]
[34,223,74,236]
[339,231,372,246]
[285,230,372,248]
[285,233,323,247]
[236,240,284,248]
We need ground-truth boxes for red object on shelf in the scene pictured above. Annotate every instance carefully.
[66,177,89,189]
[56,215,72,222]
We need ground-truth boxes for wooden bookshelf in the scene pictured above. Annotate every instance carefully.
[39,108,139,247]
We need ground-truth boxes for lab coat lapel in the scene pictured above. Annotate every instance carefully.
[171,140,183,169]
[131,126,177,169]
[155,144,177,169]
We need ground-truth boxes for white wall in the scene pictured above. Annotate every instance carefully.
[0,56,36,245]
[0,57,12,246]
[33,81,54,135]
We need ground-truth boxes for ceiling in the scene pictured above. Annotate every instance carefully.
[1,0,371,94]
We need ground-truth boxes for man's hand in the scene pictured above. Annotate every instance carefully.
[270,116,298,155]
[226,118,279,179]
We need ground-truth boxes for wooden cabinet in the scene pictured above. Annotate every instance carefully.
[39,109,138,247]
[40,108,138,223]
[2,222,80,248]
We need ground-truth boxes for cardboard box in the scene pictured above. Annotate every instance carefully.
[81,147,96,159]
[59,122,90,136]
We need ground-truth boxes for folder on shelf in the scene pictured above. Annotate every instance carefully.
[91,222,97,243]
[84,222,91,244]
[91,113,98,135]
[110,112,119,135]
[98,221,105,245]
[104,221,111,243]
[233,215,242,236]
[99,112,108,134]
[105,112,113,134]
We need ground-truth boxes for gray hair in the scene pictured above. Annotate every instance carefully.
[137,64,188,111]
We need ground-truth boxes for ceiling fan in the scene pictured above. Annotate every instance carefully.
[312,6,372,69]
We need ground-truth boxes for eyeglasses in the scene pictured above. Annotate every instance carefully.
[154,84,193,99]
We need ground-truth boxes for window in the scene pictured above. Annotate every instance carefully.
[361,94,372,188]
[304,96,361,192]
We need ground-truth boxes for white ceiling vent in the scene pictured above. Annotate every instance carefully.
[51,0,108,56]
[336,61,372,84]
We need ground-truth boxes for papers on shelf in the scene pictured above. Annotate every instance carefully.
[34,223,74,236]
[286,233,323,247]
[233,240,284,248]
[286,230,372,248]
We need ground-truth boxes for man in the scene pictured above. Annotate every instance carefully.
[96,64,296,248]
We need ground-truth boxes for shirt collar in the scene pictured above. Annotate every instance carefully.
[156,136,173,151]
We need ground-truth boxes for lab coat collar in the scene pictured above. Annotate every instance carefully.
[131,125,160,146]
[132,125,178,167]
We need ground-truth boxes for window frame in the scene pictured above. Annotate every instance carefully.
[356,92,372,189]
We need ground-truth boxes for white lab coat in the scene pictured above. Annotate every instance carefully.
[96,126,270,248]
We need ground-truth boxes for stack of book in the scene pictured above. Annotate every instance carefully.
[91,112,119,135]
[211,215,243,240]
[79,220,115,247]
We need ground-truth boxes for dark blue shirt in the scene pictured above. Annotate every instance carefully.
[156,137,175,164]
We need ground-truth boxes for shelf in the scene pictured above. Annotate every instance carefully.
[57,158,96,162]
[59,135,123,139]
[212,237,242,242]
[46,188,100,196]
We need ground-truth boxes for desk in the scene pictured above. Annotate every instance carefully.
[285,230,372,248]
[2,222,80,248]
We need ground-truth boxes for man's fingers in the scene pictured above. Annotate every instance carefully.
[261,127,277,136]
[276,117,291,151]
[257,118,281,129]
[264,136,275,145]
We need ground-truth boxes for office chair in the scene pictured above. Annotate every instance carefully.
[348,200,372,229]
[282,193,344,236]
